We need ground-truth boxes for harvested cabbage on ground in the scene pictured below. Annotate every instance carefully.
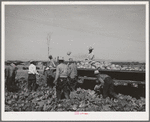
[5,78,145,112]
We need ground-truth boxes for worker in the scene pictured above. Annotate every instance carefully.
[53,56,70,102]
[43,55,56,74]
[43,55,56,87]
[28,60,39,92]
[68,58,78,91]
[48,55,56,68]
[86,46,96,67]
[44,66,56,88]
[87,46,95,61]
[94,70,118,99]
[5,62,18,91]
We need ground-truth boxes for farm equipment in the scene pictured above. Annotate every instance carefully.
[77,68,145,90]
[5,62,146,112]
[78,68,145,81]
[44,66,145,85]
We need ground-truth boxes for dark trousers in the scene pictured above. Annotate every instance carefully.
[5,77,10,89]
[5,77,15,90]
[68,77,77,91]
[28,74,36,91]
[5,73,16,90]
[45,69,55,88]
[56,78,70,101]
[44,69,55,87]
[103,77,117,99]
[47,76,54,88]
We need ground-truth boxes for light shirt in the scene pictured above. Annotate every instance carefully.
[28,64,39,75]
[68,63,77,79]
[87,52,95,60]
[55,63,69,81]
[49,59,56,68]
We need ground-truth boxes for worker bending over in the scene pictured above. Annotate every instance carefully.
[94,70,118,99]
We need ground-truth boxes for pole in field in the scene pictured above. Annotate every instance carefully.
[47,32,53,60]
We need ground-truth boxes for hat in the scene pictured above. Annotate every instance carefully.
[67,51,71,55]
[94,70,99,75]
[30,60,34,63]
[69,58,73,61]
[49,55,53,59]
[89,46,94,50]
[58,56,64,61]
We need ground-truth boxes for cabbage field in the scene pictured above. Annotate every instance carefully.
[5,70,145,112]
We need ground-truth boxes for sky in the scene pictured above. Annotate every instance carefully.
[5,4,146,62]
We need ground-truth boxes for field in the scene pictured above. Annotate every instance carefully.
[16,69,44,80]
[5,68,145,112]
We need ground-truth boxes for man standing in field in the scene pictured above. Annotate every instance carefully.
[48,55,56,68]
[86,46,96,68]
[94,70,118,99]
[68,58,78,91]
[43,55,56,74]
[53,57,70,102]
[28,60,39,92]
[5,62,18,91]
[44,67,55,88]
[44,55,56,87]
[87,46,95,61]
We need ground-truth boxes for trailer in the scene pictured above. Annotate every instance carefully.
[77,68,145,81]
[76,68,145,91]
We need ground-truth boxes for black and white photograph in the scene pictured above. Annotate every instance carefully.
[1,1,149,121]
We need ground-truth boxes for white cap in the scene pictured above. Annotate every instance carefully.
[94,70,99,75]
[67,51,71,55]
[89,46,94,50]
[30,60,34,63]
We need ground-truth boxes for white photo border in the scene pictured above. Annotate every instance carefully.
[1,1,149,121]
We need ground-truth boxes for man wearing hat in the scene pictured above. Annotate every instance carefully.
[5,61,18,91]
[85,46,96,68]
[87,46,95,61]
[43,55,56,74]
[44,55,56,87]
[94,70,118,99]
[28,60,39,92]
[48,55,56,68]
[53,56,70,102]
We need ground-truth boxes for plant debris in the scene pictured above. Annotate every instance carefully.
[5,78,145,112]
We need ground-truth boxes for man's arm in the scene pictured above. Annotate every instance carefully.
[33,65,39,75]
[98,77,104,86]
[5,67,9,79]
[75,64,78,76]
[5,68,7,78]
[54,66,59,83]
[51,59,56,67]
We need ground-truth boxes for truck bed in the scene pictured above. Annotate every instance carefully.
[77,68,145,81]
